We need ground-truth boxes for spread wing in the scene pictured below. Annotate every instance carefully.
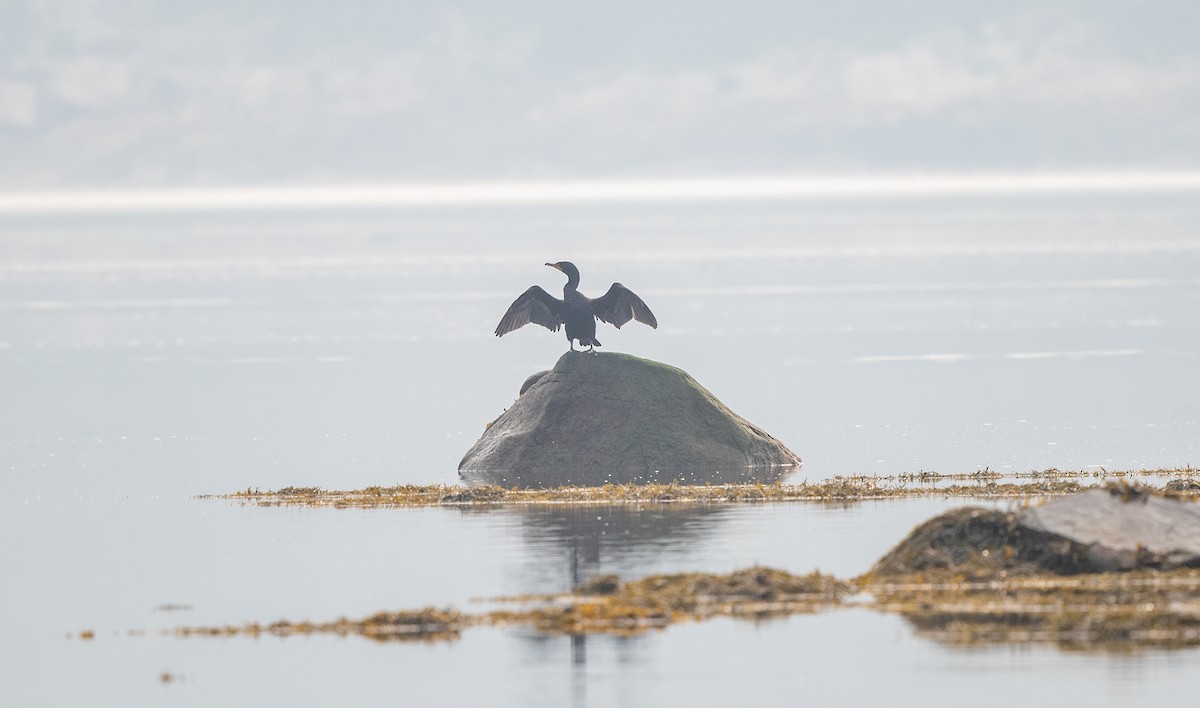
[495,286,563,336]
[590,283,658,329]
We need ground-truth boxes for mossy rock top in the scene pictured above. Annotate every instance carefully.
[459,352,802,488]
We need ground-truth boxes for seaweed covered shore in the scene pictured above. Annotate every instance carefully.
[208,468,1196,508]
[159,564,1200,650]
[126,472,1200,650]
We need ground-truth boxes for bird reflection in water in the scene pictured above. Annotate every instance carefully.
[502,504,733,706]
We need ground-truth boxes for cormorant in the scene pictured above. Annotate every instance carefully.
[494,261,658,352]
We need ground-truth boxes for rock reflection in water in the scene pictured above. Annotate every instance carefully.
[508,504,735,591]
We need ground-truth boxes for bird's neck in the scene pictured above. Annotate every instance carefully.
[563,273,580,292]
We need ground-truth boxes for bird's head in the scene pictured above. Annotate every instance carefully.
[545,261,580,286]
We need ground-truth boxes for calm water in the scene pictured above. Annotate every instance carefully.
[2,193,1198,706]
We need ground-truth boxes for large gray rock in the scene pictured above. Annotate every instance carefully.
[872,486,1200,576]
[1019,487,1200,569]
[459,352,802,488]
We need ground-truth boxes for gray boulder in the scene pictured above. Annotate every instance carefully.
[872,486,1200,576]
[459,352,802,488]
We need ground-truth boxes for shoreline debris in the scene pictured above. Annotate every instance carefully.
[206,468,1196,509]
[121,474,1200,651]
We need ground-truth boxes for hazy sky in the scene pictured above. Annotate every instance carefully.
[2,1,1198,187]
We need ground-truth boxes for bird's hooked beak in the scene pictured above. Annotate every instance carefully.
[545,262,563,272]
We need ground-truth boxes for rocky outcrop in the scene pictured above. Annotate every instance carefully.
[871,485,1200,577]
[459,352,802,488]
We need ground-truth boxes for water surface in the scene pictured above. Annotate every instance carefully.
[2,193,1198,705]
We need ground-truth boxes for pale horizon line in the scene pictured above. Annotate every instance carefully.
[3,170,1200,213]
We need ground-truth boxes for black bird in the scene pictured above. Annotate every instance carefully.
[495,261,658,352]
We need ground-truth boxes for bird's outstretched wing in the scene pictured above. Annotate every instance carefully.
[590,283,658,329]
[495,286,563,336]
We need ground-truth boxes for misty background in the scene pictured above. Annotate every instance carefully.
[3,1,1199,189]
